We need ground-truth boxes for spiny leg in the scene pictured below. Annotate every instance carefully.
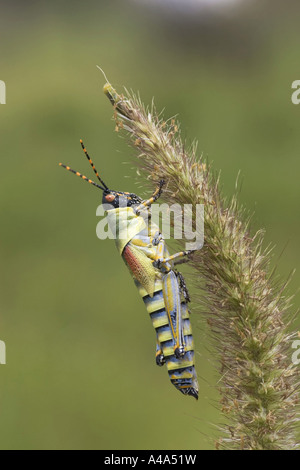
[135,179,165,214]
[176,270,191,303]
[153,249,195,270]
[163,250,195,264]
[174,257,192,266]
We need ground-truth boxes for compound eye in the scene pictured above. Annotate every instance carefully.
[105,194,115,202]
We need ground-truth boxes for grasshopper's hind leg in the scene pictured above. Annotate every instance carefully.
[176,270,191,303]
[162,271,186,359]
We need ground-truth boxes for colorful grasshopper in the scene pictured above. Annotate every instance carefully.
[60,141,199,399]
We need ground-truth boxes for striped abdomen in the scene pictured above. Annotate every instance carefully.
[136,279,199,400]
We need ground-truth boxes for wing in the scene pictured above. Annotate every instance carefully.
[122,242,157,297]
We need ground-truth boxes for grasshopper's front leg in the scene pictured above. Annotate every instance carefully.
[135,180,165,215]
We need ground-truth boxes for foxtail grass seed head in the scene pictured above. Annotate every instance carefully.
[103,80,299,450]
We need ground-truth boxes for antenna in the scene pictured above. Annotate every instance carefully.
[80,139,108,189]
[96,66,110,84]
[59,163,105,190]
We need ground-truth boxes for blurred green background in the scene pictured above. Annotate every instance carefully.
[0,0,299,450]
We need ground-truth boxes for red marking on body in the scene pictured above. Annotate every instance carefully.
[123,245,143,279]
